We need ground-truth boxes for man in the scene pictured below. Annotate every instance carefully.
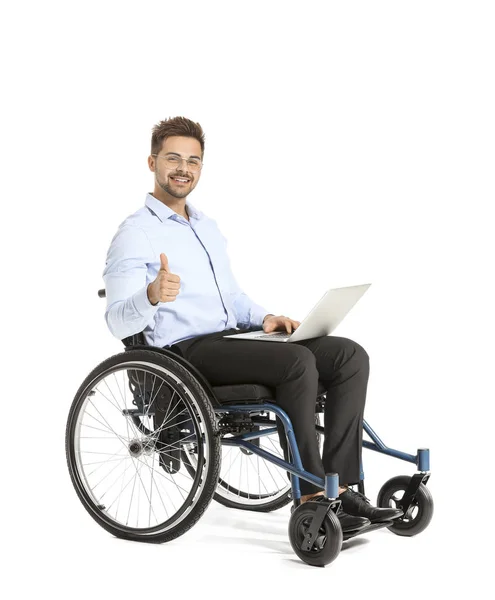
[103,116,402,535]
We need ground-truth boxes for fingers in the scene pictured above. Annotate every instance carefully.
[283,317,300,334]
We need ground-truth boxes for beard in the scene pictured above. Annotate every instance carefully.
[156,175,192,199]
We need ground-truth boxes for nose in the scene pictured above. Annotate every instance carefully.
[176,158,190,175]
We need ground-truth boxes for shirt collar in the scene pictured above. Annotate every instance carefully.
[145,193,203,222]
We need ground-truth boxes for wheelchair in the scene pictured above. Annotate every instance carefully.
[65,288,433,567]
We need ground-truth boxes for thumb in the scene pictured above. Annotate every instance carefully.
[159,253,169,272]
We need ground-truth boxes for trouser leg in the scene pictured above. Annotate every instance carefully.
[293,335,370,485]
[271,350,325,495]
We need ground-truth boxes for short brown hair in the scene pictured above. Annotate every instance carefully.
[151,116,205,158]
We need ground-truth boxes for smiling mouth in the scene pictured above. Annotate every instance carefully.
[170,176,190,184]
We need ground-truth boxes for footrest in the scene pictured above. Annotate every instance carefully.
[342,520,393,541]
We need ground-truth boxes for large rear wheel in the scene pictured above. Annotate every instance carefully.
[66,349,220,543]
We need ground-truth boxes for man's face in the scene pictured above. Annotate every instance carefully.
[149,136,202,199]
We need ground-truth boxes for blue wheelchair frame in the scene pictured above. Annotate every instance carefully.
[216,403,430,503]
[120,332,431,511]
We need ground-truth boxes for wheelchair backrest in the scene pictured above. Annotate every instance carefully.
[122,331,147,348]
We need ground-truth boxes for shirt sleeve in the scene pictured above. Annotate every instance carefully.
[218,229,271,329]
[230,271,271,329]
[102,224,160,341]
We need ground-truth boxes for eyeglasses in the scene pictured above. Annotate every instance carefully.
[151,154,203,173]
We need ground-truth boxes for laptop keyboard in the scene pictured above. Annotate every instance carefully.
[253,332,290,339]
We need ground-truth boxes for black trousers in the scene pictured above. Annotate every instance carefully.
[171,327,370,495]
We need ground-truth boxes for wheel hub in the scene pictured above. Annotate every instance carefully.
[128,438,154,457]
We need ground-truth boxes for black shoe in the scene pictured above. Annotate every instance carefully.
[340,487,403,523]
[292,496,370,534]
[334,502,371,533]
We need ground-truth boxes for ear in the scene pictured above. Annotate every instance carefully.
[148,155,156,172]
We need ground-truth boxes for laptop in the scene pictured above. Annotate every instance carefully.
[223,283,371,343]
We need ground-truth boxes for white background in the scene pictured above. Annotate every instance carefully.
[2,1,494,597]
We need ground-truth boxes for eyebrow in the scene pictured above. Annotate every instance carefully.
[165,152,202,160]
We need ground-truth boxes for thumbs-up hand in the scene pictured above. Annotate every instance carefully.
[147,252,181,305]
[159,252,169,273]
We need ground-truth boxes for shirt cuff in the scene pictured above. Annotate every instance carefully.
[132,285,161,318]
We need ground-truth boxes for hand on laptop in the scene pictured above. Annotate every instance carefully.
[263,315,301,335]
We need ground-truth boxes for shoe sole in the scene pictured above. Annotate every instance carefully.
[342,520,393,541]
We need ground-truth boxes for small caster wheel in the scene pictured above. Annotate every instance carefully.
[288,502,343,567]
[377,475,433,537]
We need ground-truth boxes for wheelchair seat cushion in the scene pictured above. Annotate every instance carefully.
[212,383,274,404]
[212,381,327,404]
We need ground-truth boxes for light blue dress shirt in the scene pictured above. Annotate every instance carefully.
[103,193,270,348]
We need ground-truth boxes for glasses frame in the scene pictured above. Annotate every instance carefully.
[151,153,203,172]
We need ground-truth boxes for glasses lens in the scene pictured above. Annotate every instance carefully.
[164,156,201,172]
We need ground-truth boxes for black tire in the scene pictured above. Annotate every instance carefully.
[288,502,342,567]
[65,349,221,544]
[214,484,293,513]
[182,451,292,512]
[377,475,434,537]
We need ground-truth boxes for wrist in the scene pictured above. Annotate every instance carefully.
[263,313,275,325]
[147,284,159,306]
